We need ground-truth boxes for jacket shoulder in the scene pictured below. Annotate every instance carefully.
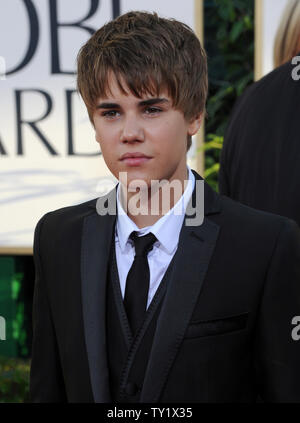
[219,193,298,235]
[35,197,100,236]
[48,197,98,217]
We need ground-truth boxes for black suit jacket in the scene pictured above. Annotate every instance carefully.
[30,169,300,402]
[219,57,300,226]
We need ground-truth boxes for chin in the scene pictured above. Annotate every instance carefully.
[118,167,147,180]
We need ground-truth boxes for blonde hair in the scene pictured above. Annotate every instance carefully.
[274,0,300,68]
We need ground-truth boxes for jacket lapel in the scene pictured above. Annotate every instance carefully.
[81,169,221,403]
[80,189,117,402]
[140,170,221,402]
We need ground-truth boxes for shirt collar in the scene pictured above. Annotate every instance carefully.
[116,165,195,255]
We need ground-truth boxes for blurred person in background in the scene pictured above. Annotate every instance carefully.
[219,0,300,226]
[274,0,300,68]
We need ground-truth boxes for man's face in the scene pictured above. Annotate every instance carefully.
[92,73,201,189]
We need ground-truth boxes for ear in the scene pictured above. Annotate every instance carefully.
[187,112,203,136]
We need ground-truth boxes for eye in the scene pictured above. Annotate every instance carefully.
[101,110,120,118]
[144,106,162,115]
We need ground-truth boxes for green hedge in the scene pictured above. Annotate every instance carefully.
[203,0,254,191]
[0,357,30,403]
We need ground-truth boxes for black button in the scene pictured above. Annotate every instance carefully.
[124,382,139,396]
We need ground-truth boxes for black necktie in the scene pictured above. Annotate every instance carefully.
[124,231,157,337]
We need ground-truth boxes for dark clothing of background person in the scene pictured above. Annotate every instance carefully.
[219,56,300,226]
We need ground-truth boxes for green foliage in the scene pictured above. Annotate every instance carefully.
[11,272,28,356]
[203,0,254,190]
[0,356,30,403]
[199,133,223,192]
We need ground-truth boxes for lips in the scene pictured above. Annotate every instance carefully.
[120,152,152,160]
[120,152,152,167]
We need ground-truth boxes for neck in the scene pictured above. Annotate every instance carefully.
[120,166,189,229]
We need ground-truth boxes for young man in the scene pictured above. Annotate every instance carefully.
[30,11,300,403]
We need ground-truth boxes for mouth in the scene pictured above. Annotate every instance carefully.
[119,152,153,167]
[120,157,152,166]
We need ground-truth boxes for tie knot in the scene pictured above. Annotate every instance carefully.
[129,231,157,257]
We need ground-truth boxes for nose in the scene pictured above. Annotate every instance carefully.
[120,114,144,143]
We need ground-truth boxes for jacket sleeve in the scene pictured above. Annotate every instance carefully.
[29,213,67,402]
[218,114,233,197]
[218,155,230,196]
[254,218,300,402]
[218,87,247,197]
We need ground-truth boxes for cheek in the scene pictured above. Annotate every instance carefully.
[158,121,188,154]
[95,126,117,153]
[100,144,116,167]
[150,121,183,146]
[94,119,116,140]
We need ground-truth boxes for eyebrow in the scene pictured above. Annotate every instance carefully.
[96,97,170,109]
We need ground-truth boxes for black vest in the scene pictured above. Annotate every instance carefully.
[106,230,175,402]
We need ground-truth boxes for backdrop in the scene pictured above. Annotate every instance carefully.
[0,0,198,251]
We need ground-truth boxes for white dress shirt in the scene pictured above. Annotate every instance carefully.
[115,165,195,310]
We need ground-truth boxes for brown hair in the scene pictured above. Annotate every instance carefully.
[77,11,208,151]
[274,0,300,68]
